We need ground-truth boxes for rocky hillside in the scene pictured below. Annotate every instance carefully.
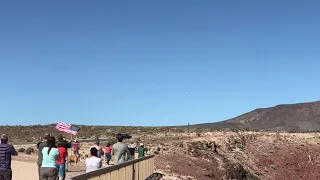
[193,101,320,132]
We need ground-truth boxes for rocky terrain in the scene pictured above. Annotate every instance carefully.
[8,130,320,180]
[193,100,320,132]
[4,100,320,179]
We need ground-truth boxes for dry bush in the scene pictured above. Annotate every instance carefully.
[25,147,34,155]
[18,148,25,153]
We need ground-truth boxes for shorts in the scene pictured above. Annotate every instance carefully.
[55,164,65,178]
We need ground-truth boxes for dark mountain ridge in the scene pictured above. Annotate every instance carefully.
[193,101,320,132]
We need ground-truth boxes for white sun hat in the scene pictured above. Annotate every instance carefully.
[140,143,144,147]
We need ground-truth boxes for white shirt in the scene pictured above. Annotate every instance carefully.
[85,156,102,173]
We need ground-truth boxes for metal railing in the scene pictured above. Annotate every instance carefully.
[69,155,155,180]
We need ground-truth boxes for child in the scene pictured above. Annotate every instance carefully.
[105,143,112,165]
[56,140,67,180]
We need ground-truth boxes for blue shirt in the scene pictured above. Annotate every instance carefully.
[41,147,59,168]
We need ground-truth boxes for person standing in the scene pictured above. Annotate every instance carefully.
[138,143,148,158]
[104,143,112,165]
[40,136,59,180]
[72,140,80,156]
[56,140,67,180]
[37,133,50,179]
[112,134,130,165]
[128,143,136,160]
[0,134,18,180]
[57,135,71,172]
[90,138,104,158]
[85,148,102,173]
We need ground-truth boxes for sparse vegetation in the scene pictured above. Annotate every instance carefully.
[5,124,320,180]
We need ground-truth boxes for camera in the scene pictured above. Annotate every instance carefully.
[117,133,132,139]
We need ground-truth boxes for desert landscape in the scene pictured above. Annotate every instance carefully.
[3,101,320,180]
[6,130,320,180]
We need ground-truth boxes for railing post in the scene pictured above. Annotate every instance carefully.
[132,163,135,180]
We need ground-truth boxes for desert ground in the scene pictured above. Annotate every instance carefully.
[8,130,320,180]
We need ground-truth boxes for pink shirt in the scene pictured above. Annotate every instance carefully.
[73,142,79,151]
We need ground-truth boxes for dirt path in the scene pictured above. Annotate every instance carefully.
[12,161,38,180]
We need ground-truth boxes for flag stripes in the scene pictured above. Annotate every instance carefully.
[55,122,79,135]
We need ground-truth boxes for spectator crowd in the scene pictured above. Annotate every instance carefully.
[0,133,148,180]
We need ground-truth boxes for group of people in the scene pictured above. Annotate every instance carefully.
[37,134,73,180]
[85,134,149,172]
[0,133,149,180]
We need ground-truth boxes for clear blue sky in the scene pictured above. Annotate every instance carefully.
[0,1,319,126]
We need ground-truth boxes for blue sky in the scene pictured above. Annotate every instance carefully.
[0,1,319,126]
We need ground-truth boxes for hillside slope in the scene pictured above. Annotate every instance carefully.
[193,101,320,132]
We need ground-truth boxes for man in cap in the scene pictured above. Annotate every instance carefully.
[36,133,50,179]
[0,134,18,180]
[138,143,148,158]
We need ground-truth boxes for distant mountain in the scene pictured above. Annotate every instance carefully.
[193,101,320,132]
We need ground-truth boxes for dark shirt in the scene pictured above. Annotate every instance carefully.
[37,141,47,166]
[0,143,18,171]
[128,148,135,156]
[128,148,136,156]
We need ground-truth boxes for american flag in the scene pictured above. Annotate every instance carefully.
[55,122,80,135]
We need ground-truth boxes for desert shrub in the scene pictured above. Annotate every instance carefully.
[196,132,201,137]
[175,128,184,133]
[230,128,239,133]
[135,137,141,143]
[25,147,34,155]
[178,142,184,148]
[195,128,202,137]
[18,148,25,153]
